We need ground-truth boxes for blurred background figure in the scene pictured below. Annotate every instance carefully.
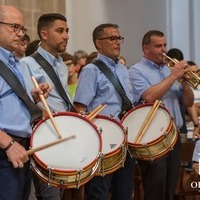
[25,39,40,56]
[118,55,126,65]
[85,51,98,65]
[166,48,184,61]
[60,52,78,101]
[186,61,200,139]
[15,33,30,59]
[74,49,88,73]
[166,48,187,141]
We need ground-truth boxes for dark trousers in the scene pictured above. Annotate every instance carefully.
[32,171,63,200]
[0,150,31,200]
[138,135,181,200]
[86,153,135,200]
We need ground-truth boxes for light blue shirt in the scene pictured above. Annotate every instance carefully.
[20,46,70,112]
[0,47,32,138]
[129,57,183,129]
[192,140,200,162]
[74,53,135,120]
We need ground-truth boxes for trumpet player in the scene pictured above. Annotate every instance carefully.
[129,30,194,200]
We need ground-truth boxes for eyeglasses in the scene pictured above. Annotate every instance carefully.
[98,36,124,43]
[0,21,27,35]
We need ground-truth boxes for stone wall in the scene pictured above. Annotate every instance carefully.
[0,0,66,41]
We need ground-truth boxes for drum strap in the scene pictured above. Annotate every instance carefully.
[30,52,76,112]
[92,59,133,118]
[0,60,42,124]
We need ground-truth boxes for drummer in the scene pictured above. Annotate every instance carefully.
[20,13,76,200]
[0,5,51,200]
[129,30,194,200]
[74,23,136,200]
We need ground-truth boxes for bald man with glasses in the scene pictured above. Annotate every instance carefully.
[0,5,51,200]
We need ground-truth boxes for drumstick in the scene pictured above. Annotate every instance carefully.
[27,135,76,155]
[88,104,107,120]
[134,100,161,143]
[31,76,62,139]
[87,104,103,119]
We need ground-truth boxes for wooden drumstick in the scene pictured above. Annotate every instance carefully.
[31,76,62,139]
[27,135,76,155]
[88,104,107,120]
[134,100,161,143]
[87,104,103,119]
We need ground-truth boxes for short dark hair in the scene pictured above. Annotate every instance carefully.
[25,39,40,56]
[21,34,30,42]
[92,23,119,48]
[60,52,76,63]
[142,30,164,46]
[167,48,184,61]
[187,60,196,66]
[37,13,67,39]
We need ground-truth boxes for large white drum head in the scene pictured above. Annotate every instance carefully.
[93,116,125,154]
[122,106,171,144]
[31,114,101,171]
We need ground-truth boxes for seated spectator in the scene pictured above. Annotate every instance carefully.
[192,140,200,174]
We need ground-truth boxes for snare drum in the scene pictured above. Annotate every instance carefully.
[93,115,127,176]
[121,103,178,161]
[30,112,102,188]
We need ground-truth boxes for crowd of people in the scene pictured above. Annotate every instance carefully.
[0,4,200,200]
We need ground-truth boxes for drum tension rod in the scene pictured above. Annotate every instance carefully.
[47,166,53,187]
[76,169,82,189]
[143,144,154,161]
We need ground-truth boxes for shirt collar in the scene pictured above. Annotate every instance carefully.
[96,53,119,67]
[142,57,165,69]
[0,47,13,63]
[37,46,62,67]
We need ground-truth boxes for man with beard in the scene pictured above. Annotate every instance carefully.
[21,13,72,200]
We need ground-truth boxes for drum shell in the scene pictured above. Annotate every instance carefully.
[93,115,127,176]
[121,103,178,161]
[30,112,102,188]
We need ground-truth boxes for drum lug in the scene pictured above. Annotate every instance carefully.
[47,166,53,187]
[143,144,154,161]
[76,169,82,189]
[163,132,174,151]
[99,153,105,176]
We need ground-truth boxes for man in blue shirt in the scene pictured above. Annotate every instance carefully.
[74,23,136,200]
[0,5,50,200]
[20,13,75,200]
[129,30,194,200]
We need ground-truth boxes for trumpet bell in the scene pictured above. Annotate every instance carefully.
[162,53,200,89]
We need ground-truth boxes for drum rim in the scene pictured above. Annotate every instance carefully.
[30,112,102,172]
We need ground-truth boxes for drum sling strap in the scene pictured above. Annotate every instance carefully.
[0,60,42,124]
[31,52,76,112]
[92,59,133,118]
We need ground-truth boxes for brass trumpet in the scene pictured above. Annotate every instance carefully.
[162,53,200,89]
